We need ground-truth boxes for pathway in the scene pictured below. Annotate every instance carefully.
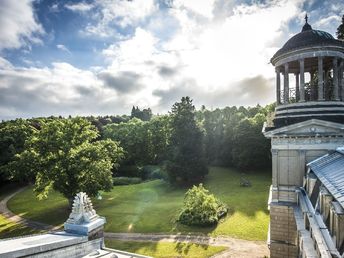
[0,188,269,257]
[105,232,268,258]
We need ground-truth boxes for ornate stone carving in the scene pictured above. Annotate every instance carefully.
[66,192,99,225]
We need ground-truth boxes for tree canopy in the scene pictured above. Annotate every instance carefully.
[167,97,208,185]
[337,15,344,40]
[10,117,124,205]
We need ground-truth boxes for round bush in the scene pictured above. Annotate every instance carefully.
[178,184,227,226]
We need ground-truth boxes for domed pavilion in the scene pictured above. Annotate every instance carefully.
[271,14,344,127]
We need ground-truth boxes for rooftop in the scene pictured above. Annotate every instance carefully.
[308,147,344,209]
[271,16,344,63]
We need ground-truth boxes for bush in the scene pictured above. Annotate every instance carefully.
[178,184,227,226]
[113,177,142,186]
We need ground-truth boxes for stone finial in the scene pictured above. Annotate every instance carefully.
[66,192,99,225]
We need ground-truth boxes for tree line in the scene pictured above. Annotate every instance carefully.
[0,97,273,203]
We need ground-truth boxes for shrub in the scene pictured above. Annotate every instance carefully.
[113,177,142,186]
[178,184,227,226]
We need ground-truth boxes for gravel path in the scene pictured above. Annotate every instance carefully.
[0,188,269,257]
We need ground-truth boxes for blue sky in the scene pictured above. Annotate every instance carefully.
[0,0,343,120]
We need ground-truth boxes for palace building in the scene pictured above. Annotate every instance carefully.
[263,15,344,257]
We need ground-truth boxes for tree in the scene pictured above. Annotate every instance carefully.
[178,184,227,226]
[12,117,124,207]
[231,114,271,170]
[0,119,35,183]
[336,15,344,40]
[131,106,152,121]
[103,118,151,165]
[167,97,208,185]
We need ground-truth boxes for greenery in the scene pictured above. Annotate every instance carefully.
[337,14,344,40]
[0,119,35,183]
[0,184,42,239]
[0,215,40,239]
[131,106,153,121]
[7,117,124,206]
[113,177,143,186]
[8,167,270,240]
[178,184,227,226]
[103,116,170,166]
[167,97,208,185]
[105,239,227,258]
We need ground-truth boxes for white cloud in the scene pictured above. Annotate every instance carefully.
[65,2,94,12]
[0,59,129,119]
[82,0,157,37]
[56,44,71,54]
[95,0,304,112]
[0,0,44,50]
[173,0,215,19]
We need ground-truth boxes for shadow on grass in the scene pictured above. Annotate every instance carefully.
[0,217,42,239]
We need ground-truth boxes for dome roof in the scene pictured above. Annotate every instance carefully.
[271,27,344,63]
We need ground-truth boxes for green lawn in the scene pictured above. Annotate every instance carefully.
[105,240,227,258]
[8,167,270,240]
[0,214,39,239]
[0,183,42,239]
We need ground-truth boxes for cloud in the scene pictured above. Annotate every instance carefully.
[98,71,142,93]
[81,0,158,37]
[0,0,44,50]
[65,2,94,12]
[0,59,130,119]
[56,44,71,54]
[153,75,274,110]
[158,65,178,77]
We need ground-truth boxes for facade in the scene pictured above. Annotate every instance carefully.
[263,16,344,257]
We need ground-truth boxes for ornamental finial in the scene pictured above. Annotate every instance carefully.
[305,14,308,23]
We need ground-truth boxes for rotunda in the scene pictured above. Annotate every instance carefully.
[271,15,344,127]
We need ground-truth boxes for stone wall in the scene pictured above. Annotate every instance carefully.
[269,203,298,258]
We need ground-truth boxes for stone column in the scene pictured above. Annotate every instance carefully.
[318,56,324,100]
[333,57,339,100]
[272,149,278,187]
[295,73,300,101]
[284,63,289,103]
[340,59,344,101]
[299,59,305,102]
[276,67,281,105]
[324,69,329,100]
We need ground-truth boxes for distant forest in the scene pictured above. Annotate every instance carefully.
[0,99,274,186]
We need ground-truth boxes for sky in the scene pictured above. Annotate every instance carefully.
[0,0,343,120]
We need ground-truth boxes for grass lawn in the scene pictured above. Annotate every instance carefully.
[8,167,270,240]
[0,214,39,239]
[105,239,227,258]
[0,183,42,239]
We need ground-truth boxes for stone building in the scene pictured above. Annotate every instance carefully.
[263,16,344,257]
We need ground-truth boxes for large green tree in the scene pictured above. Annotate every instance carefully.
[103,118,151,165]
[12,117,124,206]
[167,97,208,185]
[0,119,35,183]
[337,15,344,40]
